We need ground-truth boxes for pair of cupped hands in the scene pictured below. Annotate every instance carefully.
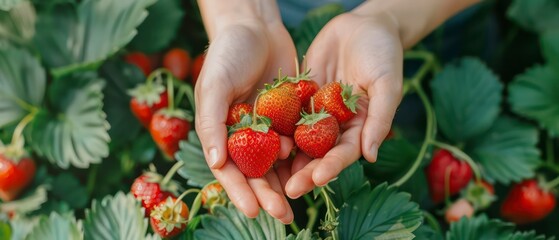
[194,12,403,224]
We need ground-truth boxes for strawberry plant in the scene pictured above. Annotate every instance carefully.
[1,0,559,239]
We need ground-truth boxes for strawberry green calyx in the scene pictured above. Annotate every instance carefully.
[341,82,360,114]
[151,197,188,233]
[228,115,271,135]
[157,108,193,122]
[463,181,495,210]
[297,109,331,126]
[128,83,166,106]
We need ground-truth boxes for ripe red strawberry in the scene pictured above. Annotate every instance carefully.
[227,118,281,178]
[201,182,228,212]
[226,103,253,126]
[150,197,189,238]
[131,172,175,217]
[294,103,339,158]
[125,52,152,76]
[150,109,191,159]
[280,75,319,108]
[256,84,301,136]
[0,154,36,201]
[163,48,191,80]
[129,82,169,128]
[312,82,359,124]
[445,198,474,223]
[190,54,205,85]
[501,179,556,225]
[425,149,473,203]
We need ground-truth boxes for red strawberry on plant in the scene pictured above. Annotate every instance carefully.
[0,155,36,201]
[128,81,169,128]
[228,115,281,178]
[125,52,152,76]
[501,179,556,225]
[256,77,301,136]
[163,48,191,80]
[294,98,339,158]
[312,82,360,124]
[226,103,253,126]
[425,149,473,203]
[131,170,178,217]
[445,198,474,223]
[150,110,191,159]
[150,197,189,238]
[190,54,205,85]
[201,182,228,212]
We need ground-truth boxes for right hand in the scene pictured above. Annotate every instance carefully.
[194,16,297,224]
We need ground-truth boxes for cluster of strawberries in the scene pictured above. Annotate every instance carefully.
[226,66,360,178]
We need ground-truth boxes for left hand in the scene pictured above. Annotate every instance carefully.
[284,12,404,198]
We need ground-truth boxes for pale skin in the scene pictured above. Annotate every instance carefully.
[195,0,480,224]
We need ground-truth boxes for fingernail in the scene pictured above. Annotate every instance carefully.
[208,148,219,168]
[369,144,378,163]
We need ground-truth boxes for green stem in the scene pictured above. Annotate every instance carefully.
[321,187,339,240]
[86,164,99,195]
[289,221,301,235]
[175,85,187,109]
[10,110,37,146]
[295,57,300,79]
[166,72,175,111]
[547,136,555,165]
[179,83,196,115]
[171,188,201,219]
[444,166,452,206]
[392,83,436,187]
[545,175,559,190]
[303,194,323,231]
[429,140,482,182]
[422,211,442,235]
[161,161,185,186]
[541,162,559,174]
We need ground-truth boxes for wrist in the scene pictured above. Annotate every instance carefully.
[198,0,282,39]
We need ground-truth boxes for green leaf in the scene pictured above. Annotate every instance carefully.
[28,73,110,169]
[83,192,148,240]
[293,4,344,60]
[26,212,83,240]
[431,57,503,143]
[33,0,156,78]
[0,186,47,214]
[446,215,514,240]
[131,132,157,164]
[99,60,144,148]
[128,0,184,53]
[328,161,369,207]
[177,131,215,187]
[0,1,36,45]
[0,44,45,128]
[365,138,420,183]
[508,231,551,240]
[338,183,422,240]
[509,64,559,136]
[507,0,559,33]
[51,173,88,209]
[412,223,443,240]
[194,203,286,240]
[0,221,11,240]
[8,217,39,240]
[0,0,22,11]
[286,229,321,240]
[466,116,541,184]
[541,30,559,74]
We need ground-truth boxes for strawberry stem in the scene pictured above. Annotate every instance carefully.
[171,188,201,219]
[545,175,559,190]
[161,161,185,187]
[310,96,315,114]
[166,71,175,111]
[320,187,339,240]
[295,57,300,79]
[429,140,482,182]
[2,110,37,160]
[444,166,452,206]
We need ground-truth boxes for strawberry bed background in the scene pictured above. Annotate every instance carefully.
[0,0,558,239]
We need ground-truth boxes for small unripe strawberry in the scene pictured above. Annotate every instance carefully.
[445,199,474,223]
[150,197,189,238]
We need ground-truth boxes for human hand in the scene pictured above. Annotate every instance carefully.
[194,2,297,223]
[285,12,404,198]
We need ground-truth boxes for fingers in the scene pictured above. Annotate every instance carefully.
[312,121,363,186]
[285,159,320,199]
[247,172,293,224]
[278,136,294,160]
[211,161,260,218]
[361,75,403,163]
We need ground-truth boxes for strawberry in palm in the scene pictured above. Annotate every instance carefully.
[312,81,360,124]
[279,59,319,107]
[228,115,281,178]
[128,81,169,128]
[255,76,301,136]
[226,103,253,126]
[295,98,339,158]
